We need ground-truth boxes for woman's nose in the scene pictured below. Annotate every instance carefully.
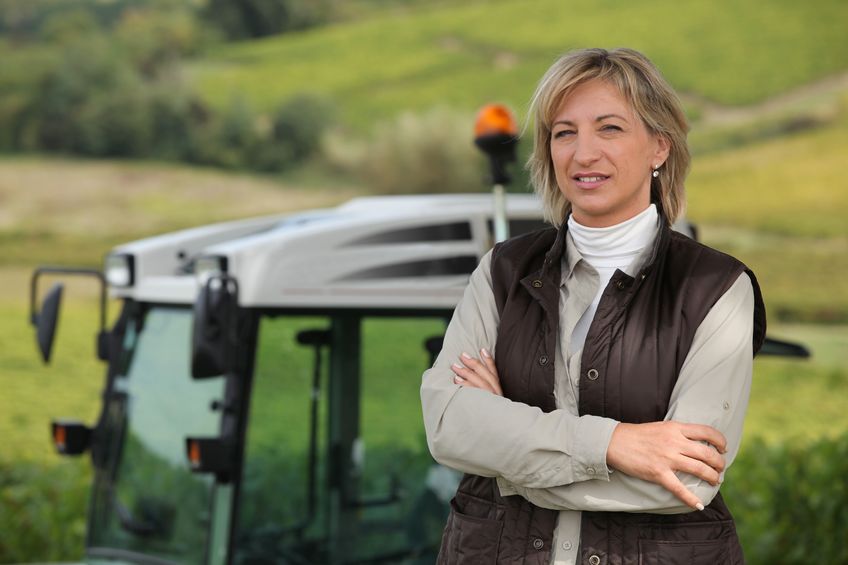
[573,133,601,165]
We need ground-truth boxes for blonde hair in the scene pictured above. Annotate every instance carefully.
[527,47,690,226]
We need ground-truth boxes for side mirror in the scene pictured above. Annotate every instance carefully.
[191,274,239,379]
[33,283,64,364]
[29,267,107,364]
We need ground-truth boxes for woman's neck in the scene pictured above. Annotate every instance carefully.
[567,204,658,267]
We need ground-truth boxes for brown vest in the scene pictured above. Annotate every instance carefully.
[437,219,766,565]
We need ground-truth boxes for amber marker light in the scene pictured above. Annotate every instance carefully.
[51,420,91,455]
[473,103,519,243]
[53,424,67,449]
[474,103,518,139]
[189,440,202,468]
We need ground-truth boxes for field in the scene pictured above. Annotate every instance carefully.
[2,103,847,457]
[1,0,846,472]
[1,0,848,561]
[191,0,848,130]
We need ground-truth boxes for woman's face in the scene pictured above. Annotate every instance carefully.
[550,79,669,227]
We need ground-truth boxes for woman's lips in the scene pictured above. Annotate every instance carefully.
[573,174,610,189]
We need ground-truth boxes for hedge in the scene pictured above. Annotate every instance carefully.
[2,433,847,564]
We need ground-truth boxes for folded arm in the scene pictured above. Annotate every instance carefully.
[420,250,619,488]
[496,272,755,513]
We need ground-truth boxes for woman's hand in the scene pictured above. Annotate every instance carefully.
[451,349,502,396]
[606,421,727,511]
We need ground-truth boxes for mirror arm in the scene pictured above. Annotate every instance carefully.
[30,267,108,360]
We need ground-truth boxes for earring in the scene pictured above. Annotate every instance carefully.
[652,166,660,178]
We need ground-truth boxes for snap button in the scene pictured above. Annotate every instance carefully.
[587,368,599,380]
[539,354,549,366]
[723,401,731,410]
[587,467,596,475]
[616,279,626,290]
[589,555,601,565]
[531,279,543,288]
[532,537,544,550]
[562,541,572,550]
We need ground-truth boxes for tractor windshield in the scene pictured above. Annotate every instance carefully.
[87,306,226,564]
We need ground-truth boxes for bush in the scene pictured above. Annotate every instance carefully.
[26,37,130,153]
[0,458,89,563]
[249,93,335,172]
[203,95,261,169]
[114,6,206,78]
[147,81,211,161]
[74,75,152,157]
[0,11,335,173]
[724,433,848,564]
[202,0,334,40]
[1,435,846,563]
[325,107,487,194]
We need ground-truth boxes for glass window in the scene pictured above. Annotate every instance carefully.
[350,318,452,563]
[89,306,226,564]
[235,316,330,564]
[236,314,452,564]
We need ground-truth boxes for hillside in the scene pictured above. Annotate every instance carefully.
[0,157,359,267]
[191,0,848,130]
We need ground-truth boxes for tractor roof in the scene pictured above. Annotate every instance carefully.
[109,194,546,310]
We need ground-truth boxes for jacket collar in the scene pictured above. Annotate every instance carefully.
[520,206,673,311]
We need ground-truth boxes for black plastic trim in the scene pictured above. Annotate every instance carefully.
[346,222,472,245]
[336,255,478,281]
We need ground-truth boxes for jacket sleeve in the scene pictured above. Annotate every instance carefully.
[421,250,620,488]
[497,272,755,513]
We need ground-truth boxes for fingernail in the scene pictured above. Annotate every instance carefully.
[451,363,464,370]
[696,502,705,511]
[481,348,491,358]
[454,376,464,383]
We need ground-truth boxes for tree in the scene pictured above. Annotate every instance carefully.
[202,0,333,40]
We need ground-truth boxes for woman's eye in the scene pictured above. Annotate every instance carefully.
[553,129,575,139]
[601,124,623,132]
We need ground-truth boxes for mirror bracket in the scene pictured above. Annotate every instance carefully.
[30,267,107,364]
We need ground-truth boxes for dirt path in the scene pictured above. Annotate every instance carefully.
[682,70,848,127]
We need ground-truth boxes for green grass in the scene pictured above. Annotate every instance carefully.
[191,0,848,130]
[0,300,106,462]
[684,109,848,323]
[687,111,848,238]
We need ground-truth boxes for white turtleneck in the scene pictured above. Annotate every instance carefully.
[567,204,659,356]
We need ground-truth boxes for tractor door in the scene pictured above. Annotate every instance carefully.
[233,312,455,564]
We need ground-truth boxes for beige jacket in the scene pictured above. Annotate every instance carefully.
[421,230,754,565]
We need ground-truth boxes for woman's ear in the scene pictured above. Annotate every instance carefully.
[654,134,671,165]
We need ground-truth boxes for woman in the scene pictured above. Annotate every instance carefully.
[420,48,766,565]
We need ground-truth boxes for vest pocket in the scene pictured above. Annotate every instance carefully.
[438,493,503,564]
[637,538,730,565]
